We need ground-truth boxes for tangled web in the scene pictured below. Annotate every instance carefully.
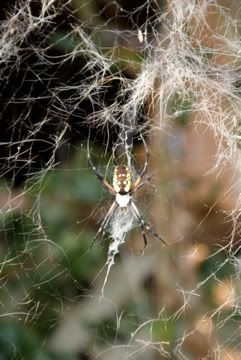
[2,0,241,358]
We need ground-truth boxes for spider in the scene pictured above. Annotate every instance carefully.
[87,139,168,250]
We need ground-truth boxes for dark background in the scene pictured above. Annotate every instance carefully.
[0,1,240,359]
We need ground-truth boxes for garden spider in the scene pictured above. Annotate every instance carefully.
[87,138,168,249]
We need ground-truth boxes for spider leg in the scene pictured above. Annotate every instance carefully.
[131,135,149,193]
[87,138,115,194]
[131,174,152,193]
[130,201,168,247]
[129,201,147,250]
[90,201,118,247]
[139,134,149,177]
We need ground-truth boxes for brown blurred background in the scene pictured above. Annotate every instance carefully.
[0,0,241,359]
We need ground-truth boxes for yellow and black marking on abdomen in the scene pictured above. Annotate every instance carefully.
[113,165,132,194]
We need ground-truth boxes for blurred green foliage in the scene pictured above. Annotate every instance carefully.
[0,0,240,358]
[0,142,239,359]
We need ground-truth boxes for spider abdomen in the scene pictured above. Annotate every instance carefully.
[116,193,131,207]
[113,165,132,194]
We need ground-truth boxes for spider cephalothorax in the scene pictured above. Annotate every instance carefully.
[113,165,132,208]
[113,165,131,194]
[87,139,167,249]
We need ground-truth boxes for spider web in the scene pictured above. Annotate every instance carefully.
[1,0,241,359]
